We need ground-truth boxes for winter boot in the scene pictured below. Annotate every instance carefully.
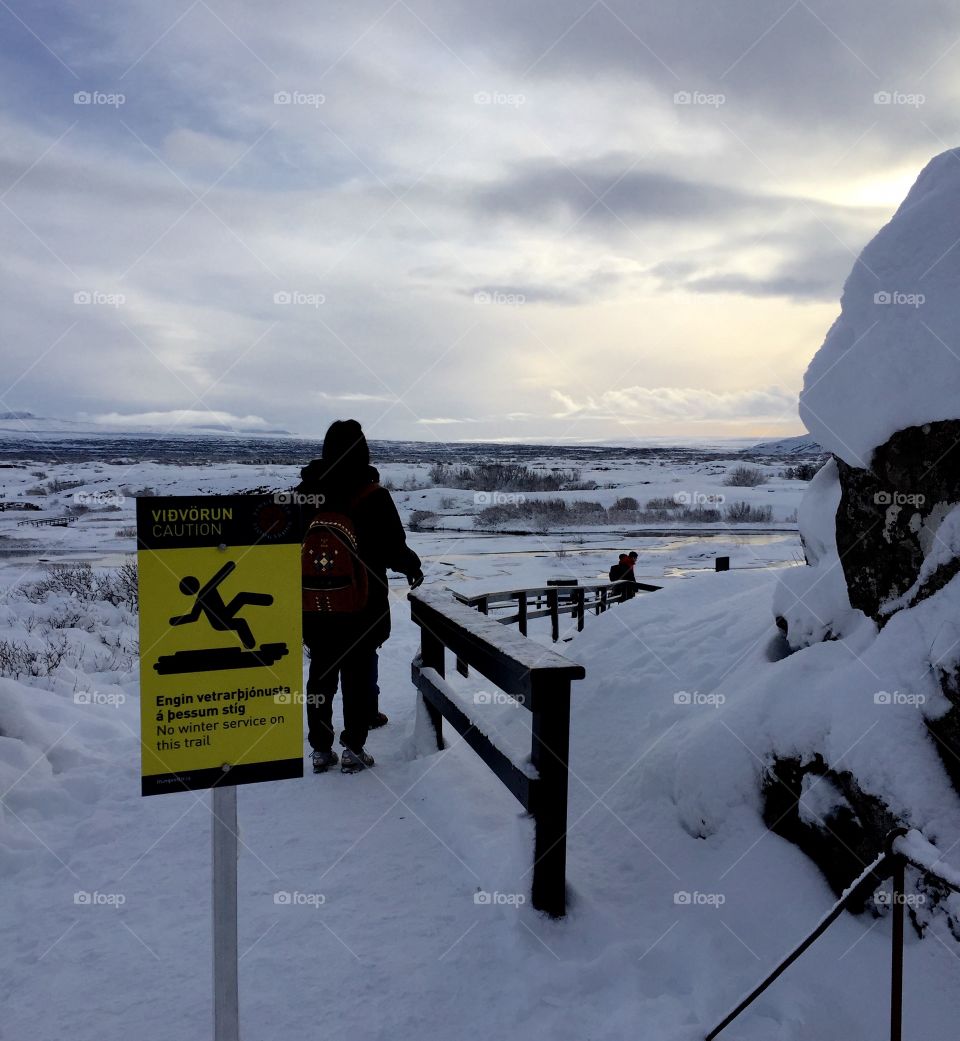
[340,748,375,774]
[311,750,339,773]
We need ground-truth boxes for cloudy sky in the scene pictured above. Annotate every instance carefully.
[1,0,957,443]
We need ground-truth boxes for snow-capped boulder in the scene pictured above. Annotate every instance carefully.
[800,148,960,468]
[782,149,960,640]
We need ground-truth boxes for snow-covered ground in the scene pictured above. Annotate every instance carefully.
[4,454,958,1040]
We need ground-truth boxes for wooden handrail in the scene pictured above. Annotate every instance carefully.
[447,579,661,642]
[450,579,660,606]
[409,587,585,916]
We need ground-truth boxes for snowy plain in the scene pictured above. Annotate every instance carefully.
[2,446,959,1040]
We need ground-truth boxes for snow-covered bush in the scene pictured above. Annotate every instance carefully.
[723,464,767,487]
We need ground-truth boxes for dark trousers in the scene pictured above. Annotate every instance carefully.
[370,654,381,717]
[305,640,378,754]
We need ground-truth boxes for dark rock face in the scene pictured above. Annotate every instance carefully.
[834,419,960,622]
[763,754,899,911]
[763,754,960,935]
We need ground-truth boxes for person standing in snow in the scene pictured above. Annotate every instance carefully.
[624,550,640,597]
[609,553,631,582]
[297,420,423,774]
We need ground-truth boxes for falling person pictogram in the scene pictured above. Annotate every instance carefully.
[154,560,289,675]
[170,561,270,648]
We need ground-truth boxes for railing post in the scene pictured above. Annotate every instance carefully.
[478,596,489,615]
[518,591,528,636]
[421,627,445,750]
[530,679,571,917]
[548,588,559,643]
[576,588,585,632]
[600,587,607,614]
[890,847,906,1041]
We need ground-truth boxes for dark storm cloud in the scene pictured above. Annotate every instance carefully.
[406,0,956,136]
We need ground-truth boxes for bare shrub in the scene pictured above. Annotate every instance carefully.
[46,478,85,494]
[17,561,138,610]
[0,635,69,678]
[97,562,139,609]
[433,461,593,492]
[408,510,437,531]
[724,501,774,523]
[723,465,768,487]
[781,460,827,481]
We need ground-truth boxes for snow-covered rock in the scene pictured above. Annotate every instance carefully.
[800,147,960,468]
[773,459,868,649]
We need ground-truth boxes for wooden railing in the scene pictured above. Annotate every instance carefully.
[450,578,661,642]
[409,588,586,917]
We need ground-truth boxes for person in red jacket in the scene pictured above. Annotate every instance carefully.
[297,420,423,774]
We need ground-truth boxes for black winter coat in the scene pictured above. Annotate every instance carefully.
[296,462,421,650]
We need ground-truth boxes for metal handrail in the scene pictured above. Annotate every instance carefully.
[705,828,960,1041]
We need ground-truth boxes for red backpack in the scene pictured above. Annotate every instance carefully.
[302,484,378,613]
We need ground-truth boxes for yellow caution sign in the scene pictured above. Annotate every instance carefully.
[137,495,304,796]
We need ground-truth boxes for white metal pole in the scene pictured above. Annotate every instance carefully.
[212,782,240,1041]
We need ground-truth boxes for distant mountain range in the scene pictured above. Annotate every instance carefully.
[750,433,822,455]
[0,412,820,456]
[0,412,293,437]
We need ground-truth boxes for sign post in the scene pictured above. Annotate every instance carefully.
[212,784,239,1041]
[137,494,304,1040]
